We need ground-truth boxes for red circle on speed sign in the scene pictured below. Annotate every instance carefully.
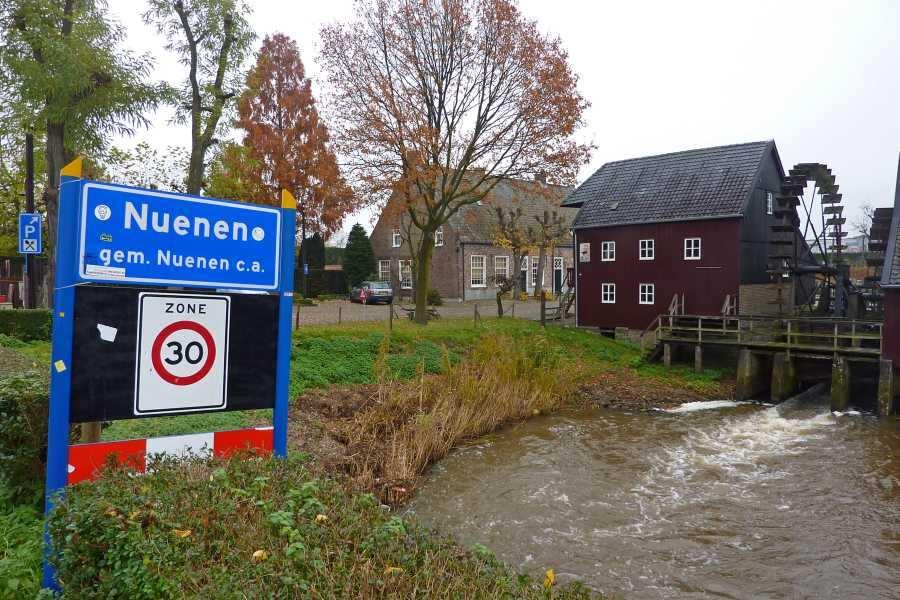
[150,320,217,386]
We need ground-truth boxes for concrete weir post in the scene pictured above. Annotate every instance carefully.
[877,359,895,417]
[663,343,672,368]
[736,349,766,401]
[830,356,850,412]
[694,345,703,373]
[770,352,797,402]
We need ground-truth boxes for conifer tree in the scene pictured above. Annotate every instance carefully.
[344,224,375,287]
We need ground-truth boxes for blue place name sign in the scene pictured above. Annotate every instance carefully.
[77,183,282,290]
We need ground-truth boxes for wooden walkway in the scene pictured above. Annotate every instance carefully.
[653,314,883,360]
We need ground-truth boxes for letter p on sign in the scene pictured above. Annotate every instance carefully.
[134,293,230,415]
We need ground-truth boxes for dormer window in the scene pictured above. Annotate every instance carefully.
[392,229,401,248]
[434,227,444,247]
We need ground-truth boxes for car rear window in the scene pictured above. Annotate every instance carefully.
[368,281,390,289]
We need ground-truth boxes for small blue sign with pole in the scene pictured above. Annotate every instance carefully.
[18,212,42,254]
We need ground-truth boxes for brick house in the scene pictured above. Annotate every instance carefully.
[564,141,787,330]
[370,176,575,301]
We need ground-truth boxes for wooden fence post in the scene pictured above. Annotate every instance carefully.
[294,302,299,330]
[540,291,546,327]
[389,299,393,331]
[338,305,342,325]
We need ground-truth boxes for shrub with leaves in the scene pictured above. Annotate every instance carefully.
[0,310,51,342]
[48,455,594,598]
[0,373,50,505]
[426,288,443,306]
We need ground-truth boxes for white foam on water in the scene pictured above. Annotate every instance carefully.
[664,400,749,413]
[641,404,836,511]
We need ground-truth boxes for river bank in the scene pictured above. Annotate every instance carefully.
[264,318,735,506]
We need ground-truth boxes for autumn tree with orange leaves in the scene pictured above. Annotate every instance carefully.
[215,33,356,239]
[320,0,591,323]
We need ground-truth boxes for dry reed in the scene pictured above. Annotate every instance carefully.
[340,333,585,502]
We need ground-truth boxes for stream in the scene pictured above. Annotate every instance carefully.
[405,397,900,599]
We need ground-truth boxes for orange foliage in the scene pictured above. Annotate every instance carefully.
[233,33,358,237]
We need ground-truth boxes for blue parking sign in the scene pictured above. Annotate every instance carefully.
[18,212,42,254]
[78,182,282,290]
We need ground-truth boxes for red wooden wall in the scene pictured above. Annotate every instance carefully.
[882,288,900,370]
[575,218,742,330]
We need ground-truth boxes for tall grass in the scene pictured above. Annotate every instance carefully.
[340,333,584,501]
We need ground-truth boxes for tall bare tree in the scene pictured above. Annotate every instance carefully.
[320,0,591,323]
[144,0,253,194]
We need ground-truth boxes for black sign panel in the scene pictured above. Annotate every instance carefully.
[70,285,278,422]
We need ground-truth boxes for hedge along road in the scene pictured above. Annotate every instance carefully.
[292,299,545,326]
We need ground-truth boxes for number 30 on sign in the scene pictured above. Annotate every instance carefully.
[134,293,230,415]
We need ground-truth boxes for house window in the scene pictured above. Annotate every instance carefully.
[601,241,616,261]
[639,283,655,305]
[766,192,774,216]
[470,255,486,287]
[684,238,701,260]
[531,256,541,288]
[398,259,412,289]
[639,239,655,260]
[392,229,401,248]
[494,256,509,282]
[378,260,391,282]
[601,283,616,303]
[434,227,444,247]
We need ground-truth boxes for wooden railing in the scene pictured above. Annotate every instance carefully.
[654,314,883,357]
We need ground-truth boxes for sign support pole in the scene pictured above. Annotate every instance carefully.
[43,157,83,589]
[273,190,297,458]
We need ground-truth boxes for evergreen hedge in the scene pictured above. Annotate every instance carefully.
[0,309,52,341]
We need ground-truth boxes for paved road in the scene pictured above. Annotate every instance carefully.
[292,298,546,327]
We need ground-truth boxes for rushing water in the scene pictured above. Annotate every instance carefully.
[405,396,900,599]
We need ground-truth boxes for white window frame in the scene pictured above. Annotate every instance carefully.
[434,227,444,247]
[639,283,655,305]
[601,241,616,262]
[398,259,412,289]
[530,256,543,288]
[470,255,486,288]
[392,229,401,248]
[494,255,510,282]
[378,260,391,282]
[601,283,616,304]
[639,239,655,261]
[766,191,774,216]
[684,237,701,260]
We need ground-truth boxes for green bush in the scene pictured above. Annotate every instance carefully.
[0,495,44,599]
[0,373,50,505]
[0,310,51,342]
[48,455,592,599]
[426,288,443,306]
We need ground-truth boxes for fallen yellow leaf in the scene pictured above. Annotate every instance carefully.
[315,514,329,524]
[252,549,269,562]
[384,566,403,576]
[543,568,555,589]
[171,529,192,538]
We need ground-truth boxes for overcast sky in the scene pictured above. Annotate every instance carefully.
[109,0,900,243]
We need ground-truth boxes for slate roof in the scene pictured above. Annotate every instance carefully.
[449,177,576,244]
[880,154,900,286]
[564,141,774,229]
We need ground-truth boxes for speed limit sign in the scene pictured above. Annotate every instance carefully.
[134,293,230,415]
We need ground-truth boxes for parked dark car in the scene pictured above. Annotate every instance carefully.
[349,280,393,305]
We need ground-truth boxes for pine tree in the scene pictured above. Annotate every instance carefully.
[344,224,375,288]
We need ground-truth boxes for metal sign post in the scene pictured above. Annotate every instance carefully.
[42,159,296,588]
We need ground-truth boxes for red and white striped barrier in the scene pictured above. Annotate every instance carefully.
[67,426,273,485]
